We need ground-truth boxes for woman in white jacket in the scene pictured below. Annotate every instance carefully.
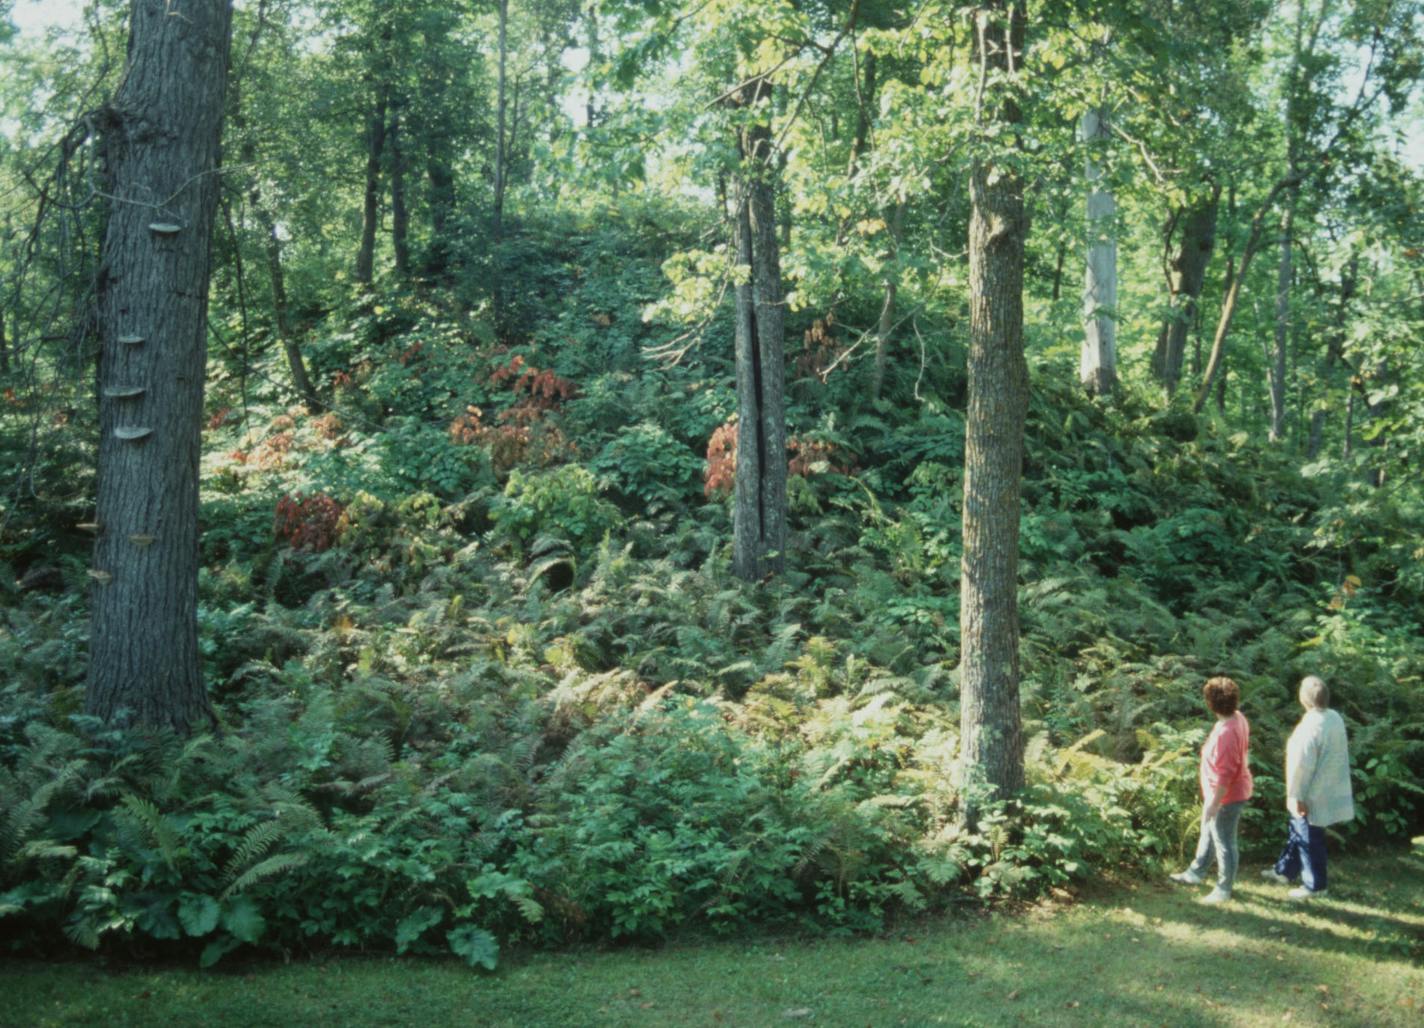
[1262,675,1354,899]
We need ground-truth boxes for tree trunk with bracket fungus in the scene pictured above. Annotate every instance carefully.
[731,87,788,582]
[959,0,1028,805]
[88,0,234,733]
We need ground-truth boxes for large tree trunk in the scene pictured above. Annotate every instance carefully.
[732,97,788,582]
[354,87,388,287]
[1079,106,1116,395]
[959,0,1027,806]
[88,0,233,734]
[1151,187,1219,396]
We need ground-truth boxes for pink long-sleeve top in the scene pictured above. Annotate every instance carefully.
[1200,711,1254,805]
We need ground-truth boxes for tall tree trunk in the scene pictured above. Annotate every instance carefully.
[1193,175,1298,413]
[848,50,877,175]
[732,90,788,582]
[493,0,510,241]
[257,205,317,412]
[355,87,388,287]
[1269,193,1296,441]
[1307,256,1356,459]
[88,0,233,733]
[389,109,411,277]
[1079,106,1116,395]
[870,199,905,401]
[1151,187,1219,396]
[960,0,1027,806]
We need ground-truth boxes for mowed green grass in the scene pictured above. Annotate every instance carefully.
[3,844,1421,1027]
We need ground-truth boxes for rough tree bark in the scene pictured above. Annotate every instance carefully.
[1151,187,1219,396]
[959,0,1027,805]
[88,0,234,733]
[731,85,788,582]
[1079,106,1116,395]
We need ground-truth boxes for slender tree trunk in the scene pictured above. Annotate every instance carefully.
[1151,187,1219,396]
[355,87,388,287]
[1307,256,1356,459]
[1269,192,1297,441]
[493,0,510,241]
[257,205,317,412]
[870,199,905,401]
[389,110,411,277]
[848,50,877,175]
[732,90,788,582]
[960,0,1027,806]
[88,0,234,733]
[1079,106,1116,395]
[1193,175,1298,413]
[1050,238,1065,302]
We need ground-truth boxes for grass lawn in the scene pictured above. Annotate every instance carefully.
[3,843,1421,1027]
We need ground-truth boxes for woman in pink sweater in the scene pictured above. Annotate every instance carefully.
[1170,676,1254,904]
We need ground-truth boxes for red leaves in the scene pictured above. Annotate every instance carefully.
[274,492,345,552]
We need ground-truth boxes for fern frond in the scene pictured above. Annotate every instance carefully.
[221,852,309,900]
[222,819,284,886]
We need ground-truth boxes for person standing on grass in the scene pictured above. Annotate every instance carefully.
[1260,675,1354,900]
[1170,676,1254,904]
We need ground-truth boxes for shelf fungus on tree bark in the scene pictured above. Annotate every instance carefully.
[118,335,145,346]
[113,426,154,441]
[77,522,102,533]
[128,533,155,547]
[103,386,146,399]
[87,569,112,584]
[148,222,183,236]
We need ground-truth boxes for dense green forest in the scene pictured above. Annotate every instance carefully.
[1,0,1422,971]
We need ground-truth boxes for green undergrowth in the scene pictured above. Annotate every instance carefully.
[3,207,1423,970]
[2,845,1421,1027]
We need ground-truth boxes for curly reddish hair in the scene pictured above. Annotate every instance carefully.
[1202,676,1240,716]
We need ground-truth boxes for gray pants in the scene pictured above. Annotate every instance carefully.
[1187,801,1245,893]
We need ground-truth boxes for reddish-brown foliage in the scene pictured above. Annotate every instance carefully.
[704,416,852,498]
[274,492,345,552]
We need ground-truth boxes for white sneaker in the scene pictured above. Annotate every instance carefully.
[1260,868,1292,884]
[1288,887,1326,900]
[1199,888,1232,904]
[1170,869,1205,886]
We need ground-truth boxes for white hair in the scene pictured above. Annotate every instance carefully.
[1299,675,1330,709]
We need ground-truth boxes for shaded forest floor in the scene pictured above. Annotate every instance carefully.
[5,842,1421,1027]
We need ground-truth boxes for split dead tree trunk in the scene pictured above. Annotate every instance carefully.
[88,0,234,733]
[731,81,788,582]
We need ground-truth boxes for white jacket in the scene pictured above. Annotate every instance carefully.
[1286,708,1355,827]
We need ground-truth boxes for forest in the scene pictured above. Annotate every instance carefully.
[1,0,1423,989]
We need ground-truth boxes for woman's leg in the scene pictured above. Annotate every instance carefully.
[1209,802,1245,893]
[1296,816,1328,892]
[1186,809,1216,878]
[1274,816,1303,880]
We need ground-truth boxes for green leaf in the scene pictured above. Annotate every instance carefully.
[447,924,499,970]
[395,906,444,954]
[199,935,242,969]
[220,896,266,944]
[177,893,220,937]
